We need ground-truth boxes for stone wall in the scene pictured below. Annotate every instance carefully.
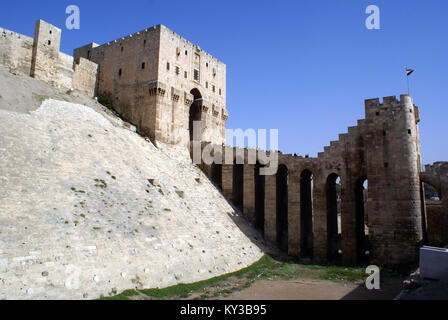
[72,57,98,97]
[0,27,34,75]
[0,96,264,300]
[0,20,98,98]
[201,95,425,267]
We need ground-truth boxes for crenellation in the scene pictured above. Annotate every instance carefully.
[383,95,398,104]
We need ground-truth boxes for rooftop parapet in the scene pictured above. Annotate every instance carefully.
[365,94,413,109]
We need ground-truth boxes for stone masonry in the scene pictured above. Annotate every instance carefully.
[0,20,98,97]
[201,95,430,267]
[74,25,228,147]
[1,19,447,270]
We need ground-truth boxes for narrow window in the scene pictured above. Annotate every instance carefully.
[47,40,51,45]
[206,62,209,67]
[141,62,145,70]
[143,39,146,47]
[121,46,124,52]
[219,89,222,95]
[212,85,215,93]
[185,50,188,55]
[184,71,187,79]
[167,62,170,71]
[194,69,200,81]
[205,82,208,89]
[408,129,412,135]
[175,66,180,75]
[118,69,122,77]
[49,30,52,34]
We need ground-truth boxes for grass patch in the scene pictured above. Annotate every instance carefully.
[32,93,49,103]
[318,266,366,281]
[100,254,365,300]
[98,94,114,111]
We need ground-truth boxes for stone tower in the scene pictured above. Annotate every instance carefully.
[30,20,62,85]
[74,25,228,147]
[349,94,423,266]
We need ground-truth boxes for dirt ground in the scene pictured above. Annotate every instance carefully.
[219,277,405,300]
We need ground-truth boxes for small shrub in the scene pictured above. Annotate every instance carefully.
[98,94,114,111]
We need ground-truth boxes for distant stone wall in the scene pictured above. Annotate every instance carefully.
[0,27,34,75]
[72,57,98,97]
[57,52,74,89]
[0,20,98,97]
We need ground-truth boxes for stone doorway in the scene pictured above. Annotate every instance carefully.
[189,88,202,141]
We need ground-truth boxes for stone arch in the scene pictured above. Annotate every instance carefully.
[422,181,442,201]
[189,88,202,141]
[355,177,370,265]
[326,173,342,264]
[254,161,265,234]
[276,164,288,251]
[300,169,314,259]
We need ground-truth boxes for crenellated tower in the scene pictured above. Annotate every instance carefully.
[362,95,423,265]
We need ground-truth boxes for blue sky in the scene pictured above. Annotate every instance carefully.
[1,0,447,165]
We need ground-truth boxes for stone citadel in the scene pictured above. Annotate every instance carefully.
[1,19,447,268]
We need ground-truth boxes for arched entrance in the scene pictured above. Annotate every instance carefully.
[276,165,288,251]
[189,88,202,141]
[300,169,314,259]
[326,173,342,264]
[355,177,370,265]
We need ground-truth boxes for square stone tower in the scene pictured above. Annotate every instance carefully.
[74,25,228,147]
[30,20,62,85]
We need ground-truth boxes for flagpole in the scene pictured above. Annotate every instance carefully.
[407,73,410,95]
[406,67,414,95]
[406,66,410,95]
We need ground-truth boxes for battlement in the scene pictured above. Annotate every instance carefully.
[0,27,33,42]
[365,94,413,108]
[91,24,224,66]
